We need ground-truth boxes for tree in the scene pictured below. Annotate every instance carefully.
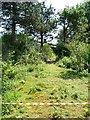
[18,2,35,35]
[58,8,68,42]
[19,2,57,47]
[58,5,88,42]
[2,2,18,43]
[84,0,90,72]
[85,0,90,42]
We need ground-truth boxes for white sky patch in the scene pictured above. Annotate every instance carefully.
[0,27,4,36]
[39,0,83,11]
[0,27,4,32]
[38,0,84,44]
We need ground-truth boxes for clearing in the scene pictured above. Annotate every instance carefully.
[2,62,89,118]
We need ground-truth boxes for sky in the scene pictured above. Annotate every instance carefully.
[43,0,83,44]
[39,0,84,11]
[0,0,84,34]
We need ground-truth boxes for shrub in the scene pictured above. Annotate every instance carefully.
[2,33,55,65]
[84,110,90,117]
[2,61,16,79]
[2,33,13,61]
[70,41,89,71]
[62,57,72,68]
[57,41,89,72]
[27,65,35,72]
[17,35,41,64]
[57,57,72,68]
[2,33,42,64]
[41,43,55,62]
[2,60,17,95]
[56,41,71,58]
[2,92,18,115]
[57,61,64,68]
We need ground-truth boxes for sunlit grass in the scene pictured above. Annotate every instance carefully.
[2,62,89,118]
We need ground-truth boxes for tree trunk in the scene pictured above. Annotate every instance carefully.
[63,21,66,42]
[40,32,43,47]
[12,2,16,43]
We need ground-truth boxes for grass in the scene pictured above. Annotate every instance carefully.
[2,62,89,118]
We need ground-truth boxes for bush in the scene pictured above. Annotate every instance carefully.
[2,92,18,115]
[57,57,72,68]
[2,33,55,65]
[62,57,72,68]
[2,58,17,94]
[2,33,41,64]
[27,66,34,72]
[56,41,71,58]
[27,65,35,72]
[15,36,55,64]
[41,43,55,62]
[2,33,13,61]
[70,41,89,71]
[56,41,89,72]
[15,34,41,64]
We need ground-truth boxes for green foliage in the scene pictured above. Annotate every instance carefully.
[2,61,16,93]
[39,71,47,78]
[57,70,89,80]
[2,33,28,62]
[2,59,18,116]
[41,43,55,62]
[2,92,18,115]
[19,42,41,64]
[84,110,90,117]
[2,33,45,64]
[34,70,49,78]
[58,4,88,42]
[57,57,72,68]
[18,2,57,46]
[1,1,89,118]
[14,34,40,64]
[16,34,53,65]
[57,41,89,72]
[2,33,13,61]
[56,42,71,58]
[27,66,34,72]
[28,86,42,94]
[1,62,88,118]
[58,85,68,100]
[70,41,89,71]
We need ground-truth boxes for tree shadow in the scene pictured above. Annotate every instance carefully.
[58,70,89,80]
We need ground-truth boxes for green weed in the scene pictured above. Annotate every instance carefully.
[28,86,42,94]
